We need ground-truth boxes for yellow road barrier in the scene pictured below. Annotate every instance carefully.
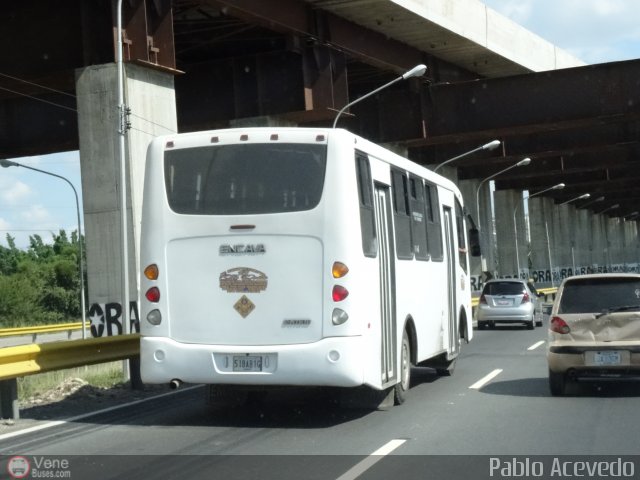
[0,334,140,381]
[0,322,85,338]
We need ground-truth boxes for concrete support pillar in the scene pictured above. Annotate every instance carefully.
[459,179,483,291]
[475,180,499,283]
[574,210,590,274]
[623,221,637,271]
[591,215,607,271]
[610,218,624,270]
[75,63,177,336]
[554,204,573,281]
[494,189,521,278]
[528,197,553,285]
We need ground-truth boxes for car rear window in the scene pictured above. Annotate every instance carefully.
[483,282,525,296]
[558,277,640,314]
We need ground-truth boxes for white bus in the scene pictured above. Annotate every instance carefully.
[139,127,478,407]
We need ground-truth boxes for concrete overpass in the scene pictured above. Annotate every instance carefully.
[1,0,639,325]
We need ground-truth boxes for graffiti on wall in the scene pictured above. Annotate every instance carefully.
[88,302,140,337]
[472,264,640,292]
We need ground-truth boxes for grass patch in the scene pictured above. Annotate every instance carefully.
[18,362,126,399]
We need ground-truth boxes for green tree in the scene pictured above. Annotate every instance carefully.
[0,229,85,327]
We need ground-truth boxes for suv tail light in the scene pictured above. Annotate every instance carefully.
[521,292,531,304]
[550,316,571,334]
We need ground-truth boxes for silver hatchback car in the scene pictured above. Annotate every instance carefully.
[476,279,543,330]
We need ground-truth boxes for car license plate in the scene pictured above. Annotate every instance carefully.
[594,351,621,366]
[233,355,263,372]
[497,299,512,306]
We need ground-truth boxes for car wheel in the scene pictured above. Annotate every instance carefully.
[526,317,535,330]
[549,369,566,396]
[394,330,411,405]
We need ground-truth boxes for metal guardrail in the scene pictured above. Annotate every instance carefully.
[0,322,85,338]
[0,334,140,381]
[0,334,140,419]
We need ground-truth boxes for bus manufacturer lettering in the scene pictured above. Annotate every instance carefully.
[219,244,266,255]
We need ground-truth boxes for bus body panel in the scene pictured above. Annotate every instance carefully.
[140,336,365,386]
[165,234,323,345]
[140,127,472,391]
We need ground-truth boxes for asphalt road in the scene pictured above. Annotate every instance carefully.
[2,322,640,480]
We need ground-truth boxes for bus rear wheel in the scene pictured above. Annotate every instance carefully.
[394,330,412,405]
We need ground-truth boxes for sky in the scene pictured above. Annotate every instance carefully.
[1,0,639,250]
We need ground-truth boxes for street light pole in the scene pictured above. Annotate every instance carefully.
[475,157,530,272]
[433,139,501,173]
[0,159,87,338]
[332,64,427,129]
[513,183,565,279]
[558,193,590,206]
[558,193,589,274]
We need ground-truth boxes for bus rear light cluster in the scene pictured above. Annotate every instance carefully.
[144,263,162,325]
[550,316,571,334]
[331,261,349,324]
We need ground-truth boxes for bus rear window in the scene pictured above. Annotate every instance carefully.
[164,143,327,215]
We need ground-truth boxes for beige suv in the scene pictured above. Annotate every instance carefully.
[547,273,640,396]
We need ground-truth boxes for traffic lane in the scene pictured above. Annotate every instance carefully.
[400,327,640,455]
[1,327,546,457]
[4,325,640,460]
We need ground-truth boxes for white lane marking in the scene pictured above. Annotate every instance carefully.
[527,340,545,351]
[469,369,503,390]
[0,385,202,442]
[336,439,406,480]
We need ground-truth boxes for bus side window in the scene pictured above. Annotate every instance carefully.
[424,182,444,262]
[355,153,377,257]
[455,199,469,273]
[409,175,429,261]
[391,169,413,260]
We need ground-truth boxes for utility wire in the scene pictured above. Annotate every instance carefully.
[1,71,177,135]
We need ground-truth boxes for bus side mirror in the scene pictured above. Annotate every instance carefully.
[469,228,481,257]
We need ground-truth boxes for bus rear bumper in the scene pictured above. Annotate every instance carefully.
[140,336,366,387]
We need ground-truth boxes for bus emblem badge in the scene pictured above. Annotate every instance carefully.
[219,267,268,293]
[234,295,255,318]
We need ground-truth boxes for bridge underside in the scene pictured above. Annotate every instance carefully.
[1,0,639,215]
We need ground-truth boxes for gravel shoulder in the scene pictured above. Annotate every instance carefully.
[0,378,174,437]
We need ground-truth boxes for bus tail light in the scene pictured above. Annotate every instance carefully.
[146,309,162,325]
[332,308,349,325]
[144,264,159,280]
[332,261,349,278]
[550,316,571,334]
[332,285,349,302]
[146,287,161,303]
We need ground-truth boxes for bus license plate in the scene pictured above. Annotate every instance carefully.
[233,355,263,372]
[594,351,621,366]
